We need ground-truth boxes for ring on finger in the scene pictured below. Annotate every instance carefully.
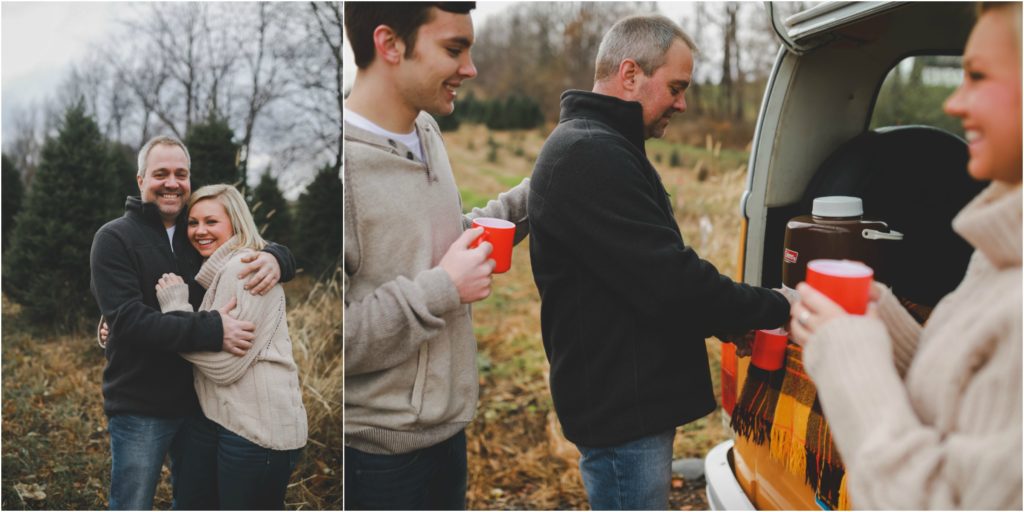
[798,310,811,327]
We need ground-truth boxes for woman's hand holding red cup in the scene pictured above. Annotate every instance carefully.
[789,260,882,347]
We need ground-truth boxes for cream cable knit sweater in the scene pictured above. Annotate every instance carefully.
[804,181,1022,509]
[157,236,308,451]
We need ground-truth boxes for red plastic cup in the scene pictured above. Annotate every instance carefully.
[469,217,516,274]
[751,328,788,371]
[805,259,874,315]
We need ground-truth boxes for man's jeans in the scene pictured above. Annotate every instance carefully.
[217,425,302,510]
[108,413,218,510]
[344,430,467,510]
[576,429,676,510]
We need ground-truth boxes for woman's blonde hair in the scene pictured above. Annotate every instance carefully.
[981,2,1022,56]
[189,184,267,252]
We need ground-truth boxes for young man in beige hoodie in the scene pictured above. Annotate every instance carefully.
[342,3,529,509]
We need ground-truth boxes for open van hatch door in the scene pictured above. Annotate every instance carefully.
[767,1,907,55]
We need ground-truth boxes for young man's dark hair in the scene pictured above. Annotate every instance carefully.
[344,2,476,69]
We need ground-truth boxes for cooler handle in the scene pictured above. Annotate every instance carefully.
[862,229,904,241]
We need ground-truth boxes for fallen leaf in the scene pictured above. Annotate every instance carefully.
[14,482,46,501]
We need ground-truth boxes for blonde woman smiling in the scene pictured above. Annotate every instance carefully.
[789,3,1022,508]
[155,184,307,509]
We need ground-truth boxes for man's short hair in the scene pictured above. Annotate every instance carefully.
[137,135,191,178]
[594,15,698,83]
[344,2,476,69]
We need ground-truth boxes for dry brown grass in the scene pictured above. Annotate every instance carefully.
[284,271,343,509]
[1,273,342,510]
[444,125,748,509]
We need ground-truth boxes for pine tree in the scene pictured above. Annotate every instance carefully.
[292,165,342,279]
[108,142,140,201]
[2,153,24,253]
[249,170,292,248]
[185,114,240,189]
[2,103,121,326]
[433,111,461,132]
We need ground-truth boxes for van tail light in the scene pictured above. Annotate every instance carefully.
[721,341,738,416]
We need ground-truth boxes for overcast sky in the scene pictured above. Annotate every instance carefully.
[1,3,146,136]
[4,1,702,123]
[4,1,700,121]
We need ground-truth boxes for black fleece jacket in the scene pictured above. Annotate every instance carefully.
[90,197,296,418]
[529,90,789,447]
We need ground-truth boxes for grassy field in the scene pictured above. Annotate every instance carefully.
[444,124,749,509]
[1,274,342,510]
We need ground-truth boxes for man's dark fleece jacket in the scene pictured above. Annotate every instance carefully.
[529,90,789,448]
[90,196,296,418]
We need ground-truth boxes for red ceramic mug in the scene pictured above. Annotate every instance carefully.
[805,259,874,315]
[469,217,516,274]
[751,328,788,371]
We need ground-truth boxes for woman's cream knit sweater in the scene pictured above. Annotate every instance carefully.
[157,237,308,451]
[804,181,1022,509]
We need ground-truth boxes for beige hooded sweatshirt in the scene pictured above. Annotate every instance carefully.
[343,112,529,454]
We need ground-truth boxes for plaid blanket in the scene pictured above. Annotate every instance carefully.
[730,344,851,510]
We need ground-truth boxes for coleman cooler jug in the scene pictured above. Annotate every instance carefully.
[782,196,904,291]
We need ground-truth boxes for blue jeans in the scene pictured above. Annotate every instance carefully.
[344,430,467,510]
[576,429,676,510]
[108,413,218,510]
[216,425,302,510]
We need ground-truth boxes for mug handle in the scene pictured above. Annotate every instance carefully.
[469,226,489,249]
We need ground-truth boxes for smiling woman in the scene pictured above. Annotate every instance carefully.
[187,194,235,258]
[156,183,306,509]
[786,3,1022,508]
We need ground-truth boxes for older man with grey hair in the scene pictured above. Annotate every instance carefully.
[528,14,790,509]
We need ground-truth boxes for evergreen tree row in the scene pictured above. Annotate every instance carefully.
[2,102,341,328]
[434,91,545,132]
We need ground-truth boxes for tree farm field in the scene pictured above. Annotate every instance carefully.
[1,275,342,510]
[446,124,750,509]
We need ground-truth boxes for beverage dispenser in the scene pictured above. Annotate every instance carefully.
[782,196,903,291]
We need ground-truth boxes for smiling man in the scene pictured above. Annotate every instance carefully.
[90,135,296,510]
[528,15,791,510]
[342,2,529,510]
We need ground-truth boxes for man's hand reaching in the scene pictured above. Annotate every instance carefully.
[238,251,281,296]
[218,297,255,356]
[719,330,756,357]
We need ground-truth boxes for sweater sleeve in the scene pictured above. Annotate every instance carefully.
[343,265,462,376]
[90,229,222,353]
[534,138,788,334]
[156,282,193,313]
[803,313,1023,509]
[465,178,531,245]
[872,282,923,376]
[179,258,284,385]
